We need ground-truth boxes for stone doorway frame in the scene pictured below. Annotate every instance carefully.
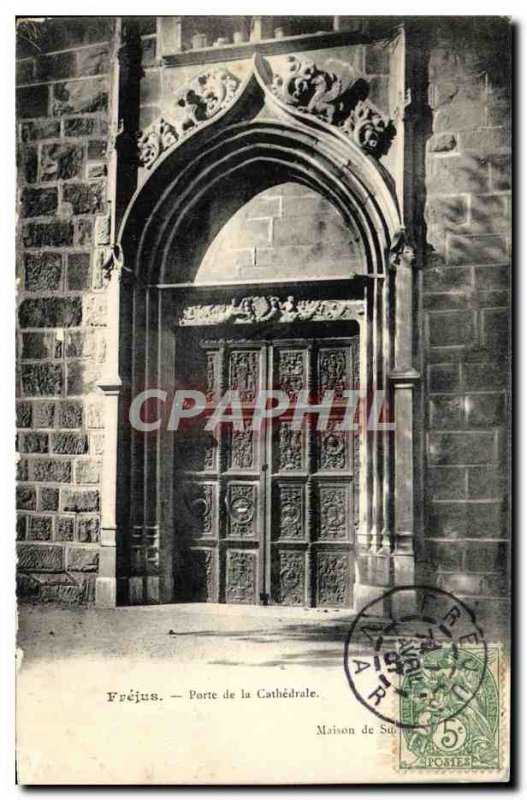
[94,48,421,612]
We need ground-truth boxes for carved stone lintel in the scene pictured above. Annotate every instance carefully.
[178,295,363,326]
[138,68,241,168]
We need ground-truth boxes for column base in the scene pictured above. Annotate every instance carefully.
[95,577,117,607]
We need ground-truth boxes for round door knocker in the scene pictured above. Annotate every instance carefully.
[227,494,254,524]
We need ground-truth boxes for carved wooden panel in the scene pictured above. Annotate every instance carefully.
[229,422,256,470]
[226,483,257,538]
[229,349,260,402]
[271,550,305,605]
[274,484,305,540]
[205,349,220,403]
[318,347,348,401]
[316,551,350,607]
[275,349,306,400]
[316,483,350,540]
[275,421,304,471]
[317,422,348,471]
[225,550,257,604]
[182,481,217,538]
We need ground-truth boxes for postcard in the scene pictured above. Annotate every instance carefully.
[15,13,511,784]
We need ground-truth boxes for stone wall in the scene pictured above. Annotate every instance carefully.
[15,17,512,609]
[195,182,362,283]
[422,18,511,626]
[16,18,115,602]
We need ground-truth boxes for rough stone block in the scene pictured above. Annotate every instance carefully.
[428,466,467,500]
[17,544,64,572]
[77,516,100,542]
[489,154,511,191]
[447,233,509,266]
[16,402,32,428]
[16,85,49,118]
[66,361,99,395]
[466,393,505,427]
[65,330,105,362]
[16,486,36,511]
[76,44,110,76]
[20,432,49,453]
[22,221,74,248]
[428,364,460,393]
[21,332,61,360]
[56,516,75,541]
[17,514,27,541]
[87,140,107,160]
[17,147,38,184]
[482,308,510,353]
[62,489,100,512]
[428,431,496,465]
[17,459,29,481]
[461,127,511,153]
[429,395,464,428]
[461,361,508,392]
[16,58,35,86]
[19,296,82,329]
[428,310,476,347]
[32,401,56,428]
[40,487,59,511]
[51,432,89,455]
[75,459,101,484]
[24,252,62,291]
[82,294,107,326]
[426,195,468,229]
[427,540,464,571]
[433,101,486,132]
[28,515,53,541]
[52,78,108,116]
[40,143,84,181]
[468,465,506,498]
[21,119,60,142]
[67,547,99,572]
[21,364,63,397]
[64,116,96,136]
[464,541,508,573]
[63,182,105,215]
[29,458,72,483]
[469,194,510,234]
[57,400,83,428]
[75,218,93,246]
[428,133,457,153]
[428,153,490,195]
[35,51,76,81]
[428,500,504,538]
[66,253,92,290]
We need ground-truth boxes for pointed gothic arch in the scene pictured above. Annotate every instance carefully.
[95,53,418,611]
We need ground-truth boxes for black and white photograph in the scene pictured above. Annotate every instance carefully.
[10,8,513,785]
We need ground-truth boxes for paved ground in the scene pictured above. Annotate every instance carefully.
[17,602,362,668]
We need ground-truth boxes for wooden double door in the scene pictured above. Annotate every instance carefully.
[174,329,359,607]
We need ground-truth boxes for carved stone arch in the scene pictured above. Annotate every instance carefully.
[96,52,417,612]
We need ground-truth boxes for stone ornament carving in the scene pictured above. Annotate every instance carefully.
[138,68,241,168]
[389,229,416,271]
[270,55,395,159]
[273,550,305,605]
[179,295,362,326]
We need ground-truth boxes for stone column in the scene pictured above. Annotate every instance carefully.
[389,233,420,615]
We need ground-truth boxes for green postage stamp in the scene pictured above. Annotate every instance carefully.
[398,646,504,772]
